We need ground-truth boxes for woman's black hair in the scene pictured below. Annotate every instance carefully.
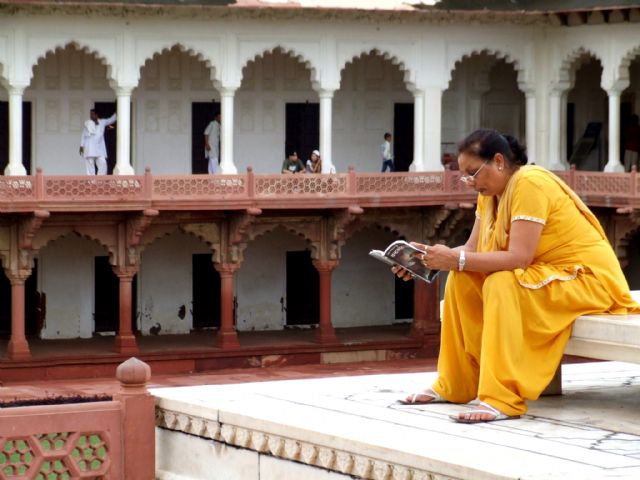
[457,129,528,166]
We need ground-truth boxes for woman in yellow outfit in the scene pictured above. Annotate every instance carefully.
[397,129,640,423]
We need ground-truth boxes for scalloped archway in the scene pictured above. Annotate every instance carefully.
[239,45,318,90]
[339,48,415,92]
[136,43,219,91]
[28,42,115,88]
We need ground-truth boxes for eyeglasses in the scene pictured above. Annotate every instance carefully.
[460,161,489,184]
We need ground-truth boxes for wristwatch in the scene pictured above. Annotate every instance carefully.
[458,250,466,272]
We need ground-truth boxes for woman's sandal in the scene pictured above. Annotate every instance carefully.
[450,401,520,423]
[397,387,446,405]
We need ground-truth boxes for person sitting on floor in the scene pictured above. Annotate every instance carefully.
[395,128,640,423]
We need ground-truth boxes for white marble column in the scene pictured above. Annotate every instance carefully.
[219,87,237,174]
[548,90,567,171]
[114,88,134,175]
[410,90,425,172]
[4,86,27,176]
[424,87,443,171]
[604,89,623,172]
[525,92,536,165]
[319,89,334,174]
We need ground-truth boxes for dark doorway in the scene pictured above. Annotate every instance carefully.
[192,254,221,329]
[393,103,414,172]
[0,101,33,174]
[0,260,40,337]
[285,103,319,163]
[395,275,414,319]
[192,102,221,174]
[285,250,319,326]
[94,256,137,333]
[93,102,117,174]
[566,102,575,161]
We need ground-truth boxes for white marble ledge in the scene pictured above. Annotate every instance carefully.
[152,362,640,480]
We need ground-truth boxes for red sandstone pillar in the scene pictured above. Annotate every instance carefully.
[410,276,441,354]
[215,263,240,349]
[312,260,338,344]
[6,274,31,361]
[115,358,155,480]
[113,267,138,355]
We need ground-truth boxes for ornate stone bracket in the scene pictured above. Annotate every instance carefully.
[125,209,159,267]
[18,210,50,250]
[226,208,262,264]
[611,210,640,269]
[328,205,363,260]
[181,222,222,263]
[238,215,319,264]
[425,207,475,245]
[127,209,159,248]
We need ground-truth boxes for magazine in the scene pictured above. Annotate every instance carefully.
[369,240,440,283]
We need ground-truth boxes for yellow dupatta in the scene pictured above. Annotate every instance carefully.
[476,165,607,253]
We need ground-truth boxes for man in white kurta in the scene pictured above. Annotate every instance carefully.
[204,114,221,174]
[79,109,117,175]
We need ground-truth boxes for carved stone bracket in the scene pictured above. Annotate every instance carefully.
[19,210,50,250]
[425,207,475,246]
[611,212,640,269]
[327,205,363,260]
[125,209,159,267]
[226,208,263,264]
[128,209,159,248]
[182,222,222,263]
[238,215,320,264]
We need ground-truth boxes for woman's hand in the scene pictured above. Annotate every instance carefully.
[391,265,413,281]
[412,242,458,272]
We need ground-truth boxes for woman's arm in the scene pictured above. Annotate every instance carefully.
[423,219,543,273]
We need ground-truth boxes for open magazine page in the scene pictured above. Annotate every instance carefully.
[369,240,440,283]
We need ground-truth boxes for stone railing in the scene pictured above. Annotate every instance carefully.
[0,166,637,213]
[0,358,155,479]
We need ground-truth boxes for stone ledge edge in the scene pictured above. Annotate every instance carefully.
[156,406,458,480]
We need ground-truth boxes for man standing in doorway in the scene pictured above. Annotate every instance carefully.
[79,109,116,175]
[204,113,221,174]
[380,132,394,172]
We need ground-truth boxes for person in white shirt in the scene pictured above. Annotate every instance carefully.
[204,113,221,174]
[380,132,394,172]
[79,109,117,175]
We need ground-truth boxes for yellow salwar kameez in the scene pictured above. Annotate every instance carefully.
[432,166,640,416]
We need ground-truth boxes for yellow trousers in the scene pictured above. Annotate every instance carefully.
[431,270,614,416]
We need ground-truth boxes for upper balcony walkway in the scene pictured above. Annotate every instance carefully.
[1,167,637,213]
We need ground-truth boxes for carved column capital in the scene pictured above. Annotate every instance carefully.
[4,268,31,285]
[312,259,338,274]
[214,262,240,276]
[112,265,138,280]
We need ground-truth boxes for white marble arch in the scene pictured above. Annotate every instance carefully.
[447,46,528,91]
[616,44,640,90]
[134,40,221,89]
[238,41,320,90]
[336,44,417,92]
[26,38,116,87]
[552,46,605,90]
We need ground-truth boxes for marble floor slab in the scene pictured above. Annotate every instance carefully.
[153,361,640,480]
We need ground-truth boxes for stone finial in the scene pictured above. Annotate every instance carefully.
[116,357,151,388]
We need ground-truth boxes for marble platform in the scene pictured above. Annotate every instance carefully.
[153,361,640,480]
